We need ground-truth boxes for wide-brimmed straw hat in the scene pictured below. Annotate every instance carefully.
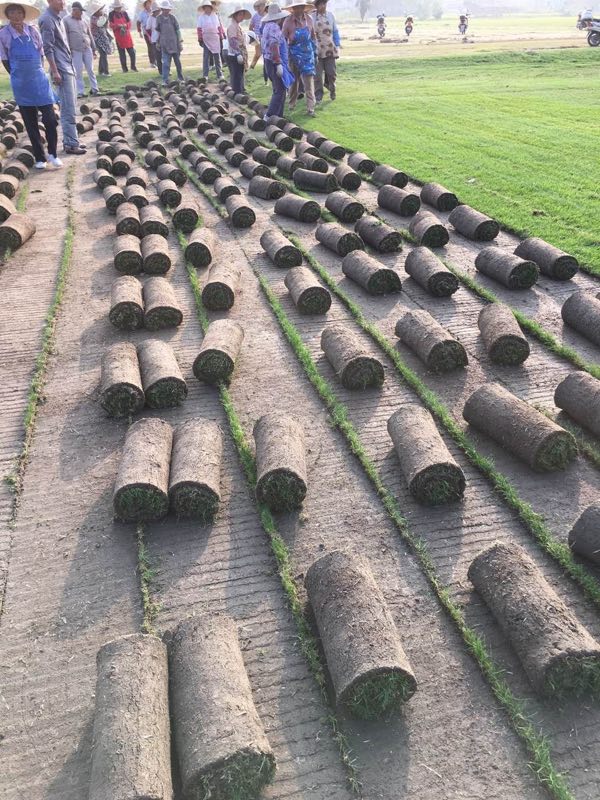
[283,2,315,10]
[88,0,105,11]
[253,0,266,8]
[263,2,288,21]
[228,5,251,19]
[199,1,212,7]
[0,1,40,21]
[159,0,172,8]
[111,0,123,7]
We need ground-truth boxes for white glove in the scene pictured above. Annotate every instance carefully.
[236,54,244,64]
[276,64,283,78]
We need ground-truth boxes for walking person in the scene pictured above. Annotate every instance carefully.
[311,0,339,103]
[136,0,155,66]
[226,5,250,94]
[260,3,294,121]
[249,0,266,68]
[144,2,161,74]
[197,0,224,80]
[39,0,85,154]
[155,0,183,85]
[64,0,99,97]
[90,2,112,76]
[109,0,136,72]
[0,1,61,168]
[282,2,317,116]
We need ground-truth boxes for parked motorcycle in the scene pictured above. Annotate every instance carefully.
[377,13,386,39]
[576,10,600,45]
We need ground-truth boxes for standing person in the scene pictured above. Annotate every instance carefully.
[0,1,61,168]
[136,0,156,65]
[145,2,161,73]
[311,0,339,103]
[261,3,294,121]
[197,1,223,79]
[249,0,266,68]
[90,2,113,76]
[226,5,250,94]
[282,3,316,116]
[155,0,183,84]
[64,1,99,97]
[39,0,85,154]
[108,0,136,72]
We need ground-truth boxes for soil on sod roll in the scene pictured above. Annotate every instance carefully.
[284,266,332,314]
[321,323,385,389]
[3,161,28,181]
[554,371,600,439]
[342,250,401,295]
[239,159,270,179]
[319,139,345,160]
[561,290,600,346]
[478,303,530,366]
[568,503,600,566]
[140,205,169,238]
[103,185,126,214]
[252,145,279,167]
[141,234,171,275]
[0,212,35,251]
[347,151,376,173]
[315,222,364,257]
[116,202,142,237]
[90,634,173,800]
[137,339,187,409]
[113,417,173,521]
[306,129,327,147]
[408,211,450,248]
[201,262,241,310]
[276,154,302,177]
[214,176,241,203]
[196,161,221,184]
[94,168,116,190]
[225,194,256,229]
[404,247,458,297]
[168,418,222,520]
[126,166,148,188]
[463,382,577,471]
[274,193,321,223]
[387,405,466,504]
[448,204,500,241]
[260,229,302,267]
[156,162,186,187]
[172,205,200,234]
[355,215,402,253]
[0,193,16,223]
[395,309,468,373]
[254,412,307,511]
[293,168,339,194]
[474,247,540,289]
[184,226,213,268]
[193,318,244,384]
[225,148,247,167]
[325,191,365,224]
[100,342,145,418]
[0,173,19,198]
[371,163,408,188]
[468,541,600,697]
[109,275,144,330]
[143,276,183,330]
[377,184,420,217]
[168,615,276,800]
[248,175,286,200]
[157,179,182,208]
[113,234,143,275]
[298,152,329,173]
[514,236,579,281]
[333,163,362,191]
[305,550,417,719]
[420,182,459,212]
[124,184,148,209]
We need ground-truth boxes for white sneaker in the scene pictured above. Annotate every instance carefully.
[48,155,63,168]
[34,161,47,169]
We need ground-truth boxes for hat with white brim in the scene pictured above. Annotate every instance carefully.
[253,0,266,8]
[159,0,172,8]
[228,5,251,19]
[88,0,106,12]
[283,2,315,10]
[0,1,40,21]
[263,3,289,21]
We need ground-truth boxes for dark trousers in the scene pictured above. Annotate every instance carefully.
[227,55,245,94]
[98,50,109,74]
[155,45,162,74]
[19,104,58,161]
[315,55,336,101]
[265,59,286,119]
[144,34,156,65]
[117,46,136,71]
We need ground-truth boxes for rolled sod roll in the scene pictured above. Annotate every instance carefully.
[145,150,168,169]
[377,184,420,217]
[342,250,401,295]
[172,205,200,234]
[347,151,376,173]
[568,503,600,565]
[372,163,408,188]
[169,419,222,520]
[12,147,34,167]
[514,237,578,281]
[202,262,241,310]
[420,182,459,212]
[408,211,450,247]
[240,133,260,152]
[185,227,213,268]
[157,179,182,208]
[321,324,384,389]
[554,371,600,438]
[305,550,417,719]
[126,166,148,188]
[168,615,276,800]
[110,275,144,330]
[284,266,332,314]
[252,145,279,167]
[448,204,500,241]
[123,183,148,210]
[463,383,577,471]
[239,158,270,179]
[468,541,600,696]
[96,154,112,172]
[188,151,207,169]
[112,153,132,176]
[395,309,468,373]
[193,318,244,383]
[404,247,458,297]
[0,173,19,198]
[225,194,256,229]
[293,168,339,193]
[225,148,247,168]
[138,339,187,408]
[306,129,327,147]
[116,202,141,237]
[0,194,16,223]
[388,405,465,504]
[215,135,234,154]
[156,162,186,187]
[94,168,116,189]
[315,222,364,257]
[355,215,402,253]
[319,139,345,160]
[260,229,302,268]
[90,634,172,800]
[0,212,35,251]
[100,342,145,418]
[141,234,171,275]
[140,205,169,238]
[276,154,302,177]
[333,163,362,191]
[113,417,173,521]
[282,121,302,139]
[247,113,266,131]
[248,175,286,200]
[478,304,530,366]
[561,290,600,346]
[204,128,220,145]
[197,162,221,184]
[254,413,307,510]
[475,247,539,289]
[298,152,329,173]
[143,277,183,330]
[325,191,365,224]
[103,185,126,214]
[5,159,27,179]
[274,194,321,223]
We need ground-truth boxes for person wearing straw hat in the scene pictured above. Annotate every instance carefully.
[197,0,224,79]
[310,0,339,103]
[136,0,156,66]
[248,0,266,67]
[144,2,161,73]
[89,2,112,76]
[282,2,316,116]
[155,0,183,84]
[64,1,99,97]
[108,0,137,72]
[260,3,294,121]
[226,5,250,94]
[0,1,62,167]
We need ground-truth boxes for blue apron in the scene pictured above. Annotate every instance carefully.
[288,25,315,76]
[279,38,294,89]
[9,28,55,107]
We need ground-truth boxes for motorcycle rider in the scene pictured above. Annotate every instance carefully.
[376,12,385,39]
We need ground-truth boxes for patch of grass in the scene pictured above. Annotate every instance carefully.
[114,485,169,522]
[193,750,276,800]
[170,484,219,522]
[136,523,161,635]
[346,672,415,721]
[546,655,600,700]
[536,406,600,473]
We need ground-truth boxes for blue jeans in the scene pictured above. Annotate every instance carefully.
[161,50,183,83]
[265,59,286,119]
[57,70,79,148]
